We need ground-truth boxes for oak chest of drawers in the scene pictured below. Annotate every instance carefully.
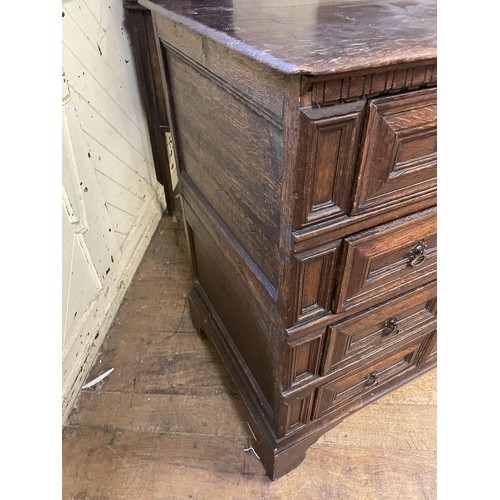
[139,0,437,479]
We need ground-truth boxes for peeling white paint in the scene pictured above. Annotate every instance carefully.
[62,0,166,423]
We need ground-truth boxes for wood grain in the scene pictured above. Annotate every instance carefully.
[62,0,166,420]
[293,100,365,229]
[123,6,175,212]
[115,0,437,480]
[289,239,340,326]
[351,88,437,215]
[154,11,286,121]
[140,0,436,76]
[335,207,437,313]
[63,214,436,498]
[307,61,437,106]
[164,49,283,287]
[322,283,437,376]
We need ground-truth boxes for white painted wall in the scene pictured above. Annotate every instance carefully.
[62,0,166,422]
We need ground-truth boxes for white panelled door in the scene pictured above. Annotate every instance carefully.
[62,0,166,422]
[62,78,121,401]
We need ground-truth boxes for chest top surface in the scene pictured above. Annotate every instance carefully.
[139,0,436,75]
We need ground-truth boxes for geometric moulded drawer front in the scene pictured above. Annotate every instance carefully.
[334,207,437,313]
[322,283,436,376]
[294,101,364,229]
[290,239,341,326]
[313,331,433,420]
[350,88,437,215]
[279,390,315,437]
[284,330,324,389]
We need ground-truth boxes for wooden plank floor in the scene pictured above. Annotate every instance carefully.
[63,213,437,500]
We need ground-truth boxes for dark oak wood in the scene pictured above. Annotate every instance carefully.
[305,61,437,106]
[322,282,436,376]
[140,0,436,76]
[351,88,437,215]
[334,207,437,313]
[188,278,435,478]
[122,1,175,213]
[284,328,324,389]
[164,50,283,287]
[134,0,437,480]
[63,214,436,496]
[313,330,434,420]
[293,100,365,229]
[289,239,341,326]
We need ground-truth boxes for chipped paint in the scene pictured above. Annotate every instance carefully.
[62,0,166,423]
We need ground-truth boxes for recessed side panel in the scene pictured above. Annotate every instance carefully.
[163,47,283,288]
[183,197,282,415]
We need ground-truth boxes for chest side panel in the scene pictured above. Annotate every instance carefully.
[164,49,284,288]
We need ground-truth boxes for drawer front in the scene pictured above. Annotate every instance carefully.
[293,100,365,229]
[289,239,341,326]
[278,389,315,437]
[351,88,436,215]
[284,330,324,389]
[418,329,437,364]
[313,332,433,420]
[335,207,436,313]
[322,283,436,376]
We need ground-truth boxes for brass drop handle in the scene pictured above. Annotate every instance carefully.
[407,240,427,267]
[382,316,400,336]
[365,371,379,387]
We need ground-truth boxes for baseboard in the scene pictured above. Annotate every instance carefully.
[62,189,165,423]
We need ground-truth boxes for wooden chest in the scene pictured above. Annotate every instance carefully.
[138,0,437,479]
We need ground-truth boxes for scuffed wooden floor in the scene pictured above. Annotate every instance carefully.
[63,213,437,500]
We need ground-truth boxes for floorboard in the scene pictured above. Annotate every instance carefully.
[63,213,436,499]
